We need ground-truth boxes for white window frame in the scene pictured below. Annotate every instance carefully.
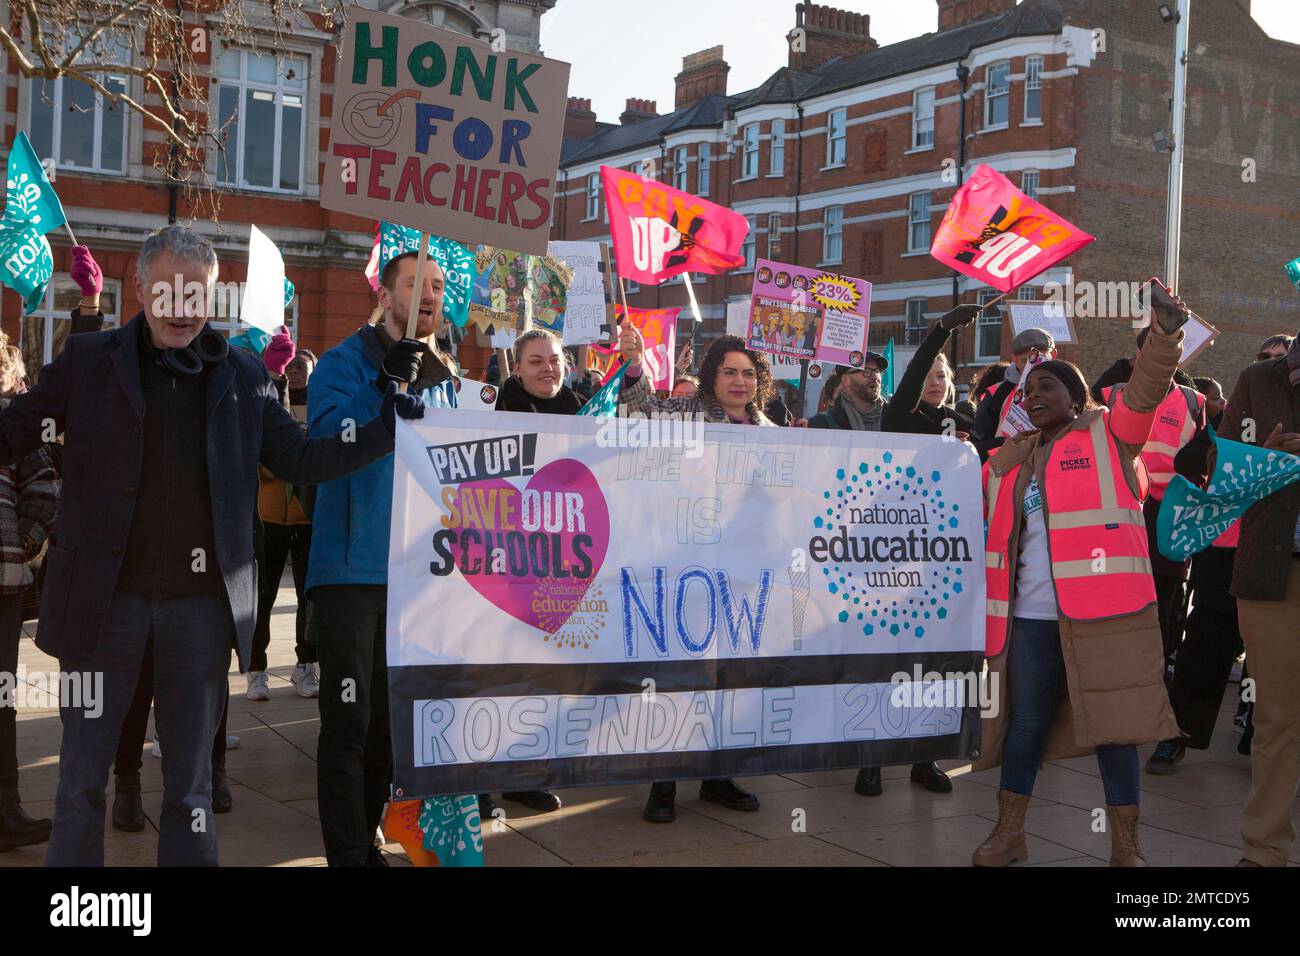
[976,289,1004,362]
[985,60,1010,129]
[742,124,760,178]
[26,37,131,175]
[23,276,124,376]
[673,147,688,191]
[912,88,935,150]
[214,48,309,194]
[822,205,843,265]
[1021,169,1040,200]
[741,215,758,270]
[908,191,932,252]
[585,172,600,221]
[1024,56,1044,123]
[770,118,785,175]
[698,143,711,196]
[767,211,782,260]
[905,298,928,347]
[1017,285,1038,301]
[826,108,847,167]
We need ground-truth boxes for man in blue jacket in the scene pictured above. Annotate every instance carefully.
[307,250,456,866]
[0,225,425,866]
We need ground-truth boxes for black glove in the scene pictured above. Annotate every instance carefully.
[374,337,425,393]
[939,303,983,331]
[379,382,426,436]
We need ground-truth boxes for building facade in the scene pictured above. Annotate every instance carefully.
[0,0,554,375]
[555,0,1299,399]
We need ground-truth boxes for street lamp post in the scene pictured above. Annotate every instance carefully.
[1164,0,1192,293]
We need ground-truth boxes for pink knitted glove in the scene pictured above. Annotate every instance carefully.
[70,245,103,298]
[262,326,296,377]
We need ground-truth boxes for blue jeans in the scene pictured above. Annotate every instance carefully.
[45,592,232,866]
[1000,617,1139,806]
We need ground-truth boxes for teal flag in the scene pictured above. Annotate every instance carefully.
[882,338,896,400]
[1286,256,1300,293]
[576,364,627,417]
[2,131,67,314]
[283,277,296,308]
[417,795,483,867]
[376,222,474,328]
[1157,427,1300,561]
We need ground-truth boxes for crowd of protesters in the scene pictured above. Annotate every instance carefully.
[0,225,1296,870]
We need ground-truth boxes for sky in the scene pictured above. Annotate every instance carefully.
[541,0,1300,124]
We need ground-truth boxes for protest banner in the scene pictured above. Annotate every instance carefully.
[451,375,499,412]
[747,259,872,367]
[2,131,67,313]
[996,351,1050,438]
[385,414,985,795]
[243,225,287,334]
[549,240,608,345]
[615,304,678,391]
[1157,428,1300,561]
[602,165,749,285]
[1285,256,1300,292]
[725,298,749,337]
[930,164,1094,293]
[469,245,573,344]
[321,9,570,256]
[1006,299,1076,345]
[1177,310,1218,366]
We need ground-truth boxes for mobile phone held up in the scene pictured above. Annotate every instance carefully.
[1135,277,1190,333]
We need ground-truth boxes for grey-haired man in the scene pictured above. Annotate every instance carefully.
[0,224,426,866]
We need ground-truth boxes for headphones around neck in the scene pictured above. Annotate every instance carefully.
[141,321,229,377]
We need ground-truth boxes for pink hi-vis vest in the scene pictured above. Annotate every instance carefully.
[982,414,1157,657]
[1102,383,1204,501]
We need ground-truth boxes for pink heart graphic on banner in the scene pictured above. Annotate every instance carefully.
[457,459,609,633]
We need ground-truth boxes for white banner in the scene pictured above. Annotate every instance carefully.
[386,412,985,797]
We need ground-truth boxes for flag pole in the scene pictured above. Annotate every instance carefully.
[682,272,703,324]
[63,222,79,247]
[399,231,431,394]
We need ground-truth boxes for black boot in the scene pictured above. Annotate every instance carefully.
[502,790,562,813]
[643,781,676,823]
[111,774,146,833]
[699,777,759,812]
[910,761,953,793]
[854,767,882,796]
[211,761,233,814]
[366,846,390,867]
[0,784,52,846]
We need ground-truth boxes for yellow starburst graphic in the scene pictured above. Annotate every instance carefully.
[812,274,861,313]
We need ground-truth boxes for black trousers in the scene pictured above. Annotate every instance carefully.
[312,584,391,867]
[1168,547,1243,749]
[251,522,314,672]
[1155,572,1188,667]
[0,593,25,790]
[112,641,229,778]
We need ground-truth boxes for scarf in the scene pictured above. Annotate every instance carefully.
[840,393,884,432]
[496,375,584,415]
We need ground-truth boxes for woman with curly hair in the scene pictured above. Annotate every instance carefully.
[616,327,771,823]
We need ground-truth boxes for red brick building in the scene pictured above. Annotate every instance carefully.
[555,0,1300,403]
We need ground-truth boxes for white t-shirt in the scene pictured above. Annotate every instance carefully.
[1014,475,1059,620]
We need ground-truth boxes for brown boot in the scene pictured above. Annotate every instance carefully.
[972,789,1030,867]
[1107,805,1148,867]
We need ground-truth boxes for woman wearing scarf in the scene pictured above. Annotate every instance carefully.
[617,326,770,823]
[972,286,1188,867]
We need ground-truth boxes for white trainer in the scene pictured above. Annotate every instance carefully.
[246,671,271,701]
[291,662,320,699]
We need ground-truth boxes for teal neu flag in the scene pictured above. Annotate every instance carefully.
[2,131,67,314]
[1285,255,1300,293]
[882,338,896,400]
[1157,427,1300,561]
[576,364,628,418]
[372,222,475,329]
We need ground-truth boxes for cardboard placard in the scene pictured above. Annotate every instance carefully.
[1178,311,1219,366]
[747,259,872,367]
[321,9,570,255]
[1006,299,1077,346]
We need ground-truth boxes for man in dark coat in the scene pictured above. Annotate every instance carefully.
[0,225,425,866]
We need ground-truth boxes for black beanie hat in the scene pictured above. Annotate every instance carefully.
[1027,359,1088,412]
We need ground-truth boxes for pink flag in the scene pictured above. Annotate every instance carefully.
[930,164,1094,293]
[616,305,679,390]
[602,166,749,285]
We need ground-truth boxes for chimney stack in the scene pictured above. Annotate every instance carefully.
[936,0,1017,31]
[564,96,596,140]
[788,4,877,72]
[675,46,729,109]
[620,98,660,125]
